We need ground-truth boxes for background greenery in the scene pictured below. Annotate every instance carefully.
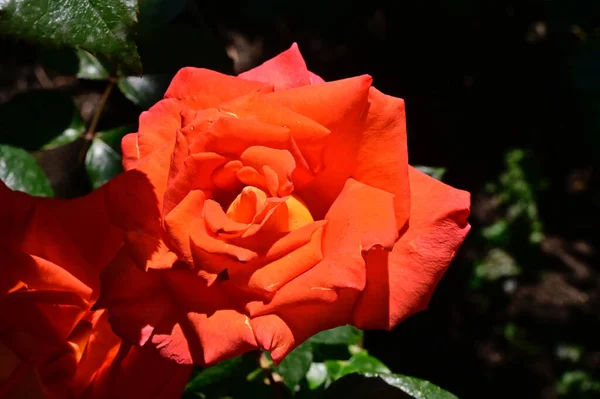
[1,1,599,398]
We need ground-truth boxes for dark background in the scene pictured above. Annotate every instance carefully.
[1,1,599,398]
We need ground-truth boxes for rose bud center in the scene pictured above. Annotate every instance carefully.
[226,186,313,232]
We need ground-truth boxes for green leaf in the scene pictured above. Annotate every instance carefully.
[414,165,447,181]
[305,362,329,390]
[555,344,583,363]
[309,325,363,346]
[474,248,520,282]
[41,47,114,79]
[480,220,510,243]
[0,0,141,73]
[42,124,86,150]
[273,340,314,390]
[557,370,600,397]
[182,353,272,399]
[85,125,131,188]
[0,145,53,197]
[95,126,133,151]
[185,357,243,393]
[0,90,85,150]
[117,75,170,109]
[325,351,391,380]
[77,49,112,80]
[85,135,123,189]
[321,373,459,399]
[137,0,186,36]
[375,374,459,399]
[321,373,412,399]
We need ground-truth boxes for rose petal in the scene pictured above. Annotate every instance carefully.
[219,92,330,143]
[202,196,289,240]
[178,107,224,133]
[236,166,267,192]
[106,141,173,236]
[351,167,471,329]
[1,290,88,345]
[69,311,121,397]
[50,189,124,272]
[239,43,311,90]
[212,160,244,192]
[124,231,178,271]
[163,152,227,216]
[0,354,47,398]
[6,186,122,290]
[97,250,173,346]
[166,130,190,189]
[106,141,182,271]
[268,76,372,218]
[164,190,206,265]
[84,344,192,399]
[226,186,267,224]
[97,248,164,307]
[148,271,258,365]
[165,67,273,104]
[1,153,121,278]
[121,133,139,169]
[309,71,325,84]
[266,75,371,133]
[246,179,397,316]
[189,117,293,156]
[251,288,358,364]
[136,99,184,160]
[323,179,399,254]
[219,92,329,170]
[229,222,325,294]
[354,87,410,230]
[224,211,321,260]
[249,314,294,363]
[240,147,296,197]
[203,199,251,234]
[0,182,35,239]
[3,251,92,299]
[189,218,259,277]
[13,206,97,292]
[183,310,256,365]
[108,298,172,347]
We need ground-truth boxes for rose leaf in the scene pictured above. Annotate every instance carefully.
[0,145,53,197]
[321,372,459,399]
[0,0,141,74]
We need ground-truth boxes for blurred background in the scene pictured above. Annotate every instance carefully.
[1,1,599,398]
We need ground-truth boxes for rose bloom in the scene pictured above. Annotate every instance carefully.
[0,182,190,398]
[99,43,471,368]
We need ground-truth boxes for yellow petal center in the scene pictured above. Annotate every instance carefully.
[226,186,313,232]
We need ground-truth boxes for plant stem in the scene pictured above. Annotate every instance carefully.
[79,80,115,165]
[84,79,114,141]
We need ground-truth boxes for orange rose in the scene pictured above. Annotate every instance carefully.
[99,43,471,367]
[0,181,122,398]
[0,182,190,398]
[81,343,192,399]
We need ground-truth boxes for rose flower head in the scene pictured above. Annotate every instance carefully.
[0,181,192,399]
[98,43,471,367]
[0,182,122,398]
